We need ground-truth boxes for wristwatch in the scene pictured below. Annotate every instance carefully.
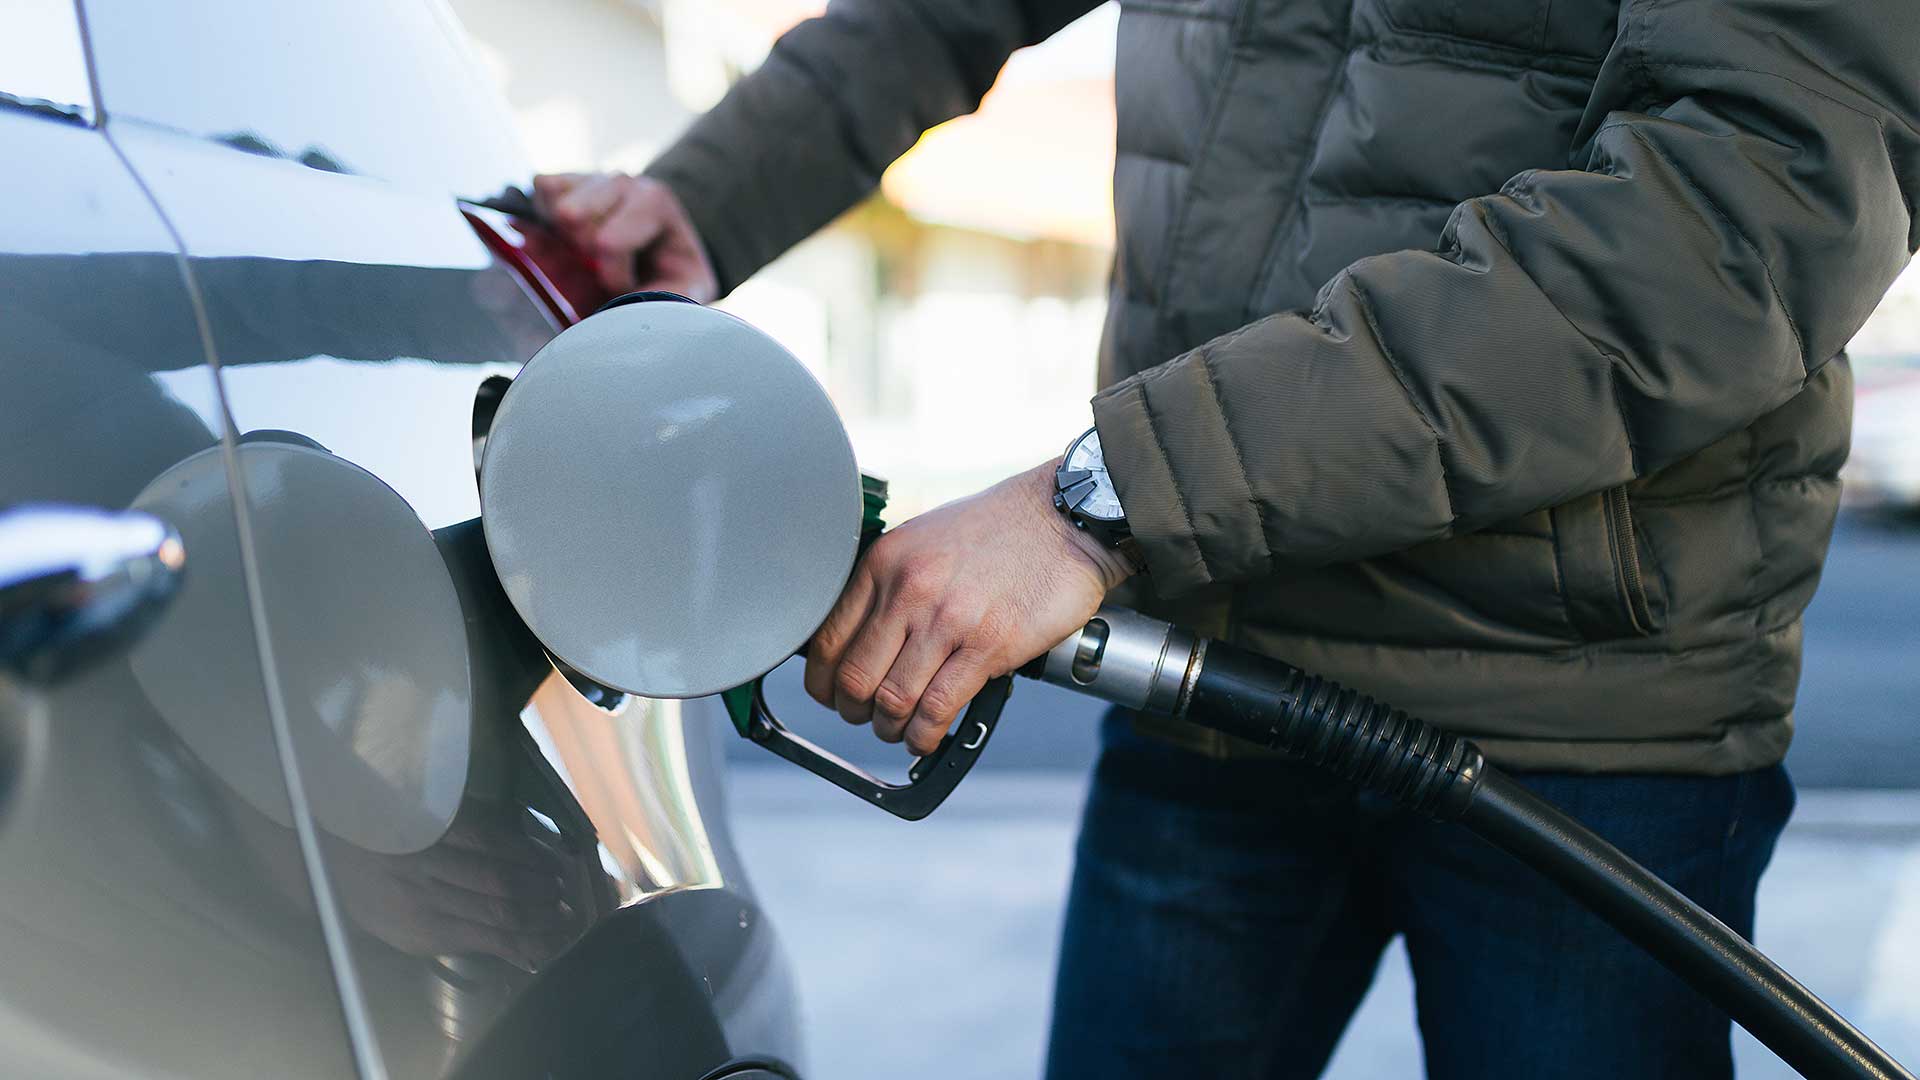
[1053,426,1146,573]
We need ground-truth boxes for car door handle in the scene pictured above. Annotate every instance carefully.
[0,504,186,685]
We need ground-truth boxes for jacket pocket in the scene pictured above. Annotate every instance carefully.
[1379,0,1619,59]
[1550,487,1665,640]
[1380,0,1551,53]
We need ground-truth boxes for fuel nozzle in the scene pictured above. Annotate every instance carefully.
[1024,605,1200,715]
[1024,605,1481,821]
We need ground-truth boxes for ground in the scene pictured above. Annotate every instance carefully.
[727,769,1920,1080]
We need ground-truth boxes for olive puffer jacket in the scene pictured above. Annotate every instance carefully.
[648,0,1920,774]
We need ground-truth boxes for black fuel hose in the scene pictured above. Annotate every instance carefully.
[1465,772,1908,1080]
[1179,639,1916,1080]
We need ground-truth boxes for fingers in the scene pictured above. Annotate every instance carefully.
[440,815,567,875]
[804,564,876,708]
[798,461,1113,756]
[904,650,993,757]
[530,172,586,213]
[548,173,628,232]
[530,172,717,300]
[870,629,953,744]
[541,175,644,291]
[595,191,681,294]
[419,844,555,902]
[423,876,552,932]
[806,536,989,749]
[421,911,559,973]
[832,616,908,731]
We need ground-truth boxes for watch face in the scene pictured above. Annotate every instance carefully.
[1062,428,1125,522]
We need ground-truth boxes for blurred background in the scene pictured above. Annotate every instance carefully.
[453,0,1120,520]
[448,2,1920,1077]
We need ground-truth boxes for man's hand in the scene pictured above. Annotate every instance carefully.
[804,460,1138,757]
[531,172,719,302]
[327,808,578,973]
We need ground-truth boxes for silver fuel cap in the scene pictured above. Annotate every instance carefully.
[480,298,861,699]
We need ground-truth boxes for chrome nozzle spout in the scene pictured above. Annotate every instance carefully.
[1024,605,1201,716]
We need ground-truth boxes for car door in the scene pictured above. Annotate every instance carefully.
[78,1,802,1075]
[0,3,363,1076]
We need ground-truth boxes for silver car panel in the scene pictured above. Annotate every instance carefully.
[79,0,524,195]
[4,0,806,1070]
[0,107,359,1078]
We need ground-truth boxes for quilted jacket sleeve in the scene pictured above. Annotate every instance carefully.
[1095,0,1920,594]
[645,0,1099,293]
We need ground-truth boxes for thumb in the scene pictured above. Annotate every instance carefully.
[531,173,584,213]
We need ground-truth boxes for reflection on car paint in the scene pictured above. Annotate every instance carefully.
[83,0,526,196]
[199,359,524,529]
[116,436,743,1073]
[0,0,94,122]
[0,110,360,1077]
[518,685,725,903]
[131,443,475,854]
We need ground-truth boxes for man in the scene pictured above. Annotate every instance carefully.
[536,2,1920,1075]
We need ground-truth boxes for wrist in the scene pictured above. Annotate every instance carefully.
[1031,458,1138,591]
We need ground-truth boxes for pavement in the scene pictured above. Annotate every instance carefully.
[726,767,1920,1080]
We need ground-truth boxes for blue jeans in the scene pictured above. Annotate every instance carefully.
[1045,713,1796,1080]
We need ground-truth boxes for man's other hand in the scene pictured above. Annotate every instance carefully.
[804,460,1138,757]
[531,172,718,303]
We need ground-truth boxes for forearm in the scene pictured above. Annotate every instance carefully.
[646,0,1098,293]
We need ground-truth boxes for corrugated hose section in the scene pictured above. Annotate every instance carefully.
[1180,640,1485,821]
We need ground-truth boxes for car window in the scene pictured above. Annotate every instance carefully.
[0,0,94,122]
[80,0,524,194]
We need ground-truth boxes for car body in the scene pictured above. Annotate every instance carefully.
[0,1,801,1076]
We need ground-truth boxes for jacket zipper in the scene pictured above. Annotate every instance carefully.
[1602,486,1654,635]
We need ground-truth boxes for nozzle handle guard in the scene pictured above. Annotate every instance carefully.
[722,470,1010,819]
[737,674,1012,821]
